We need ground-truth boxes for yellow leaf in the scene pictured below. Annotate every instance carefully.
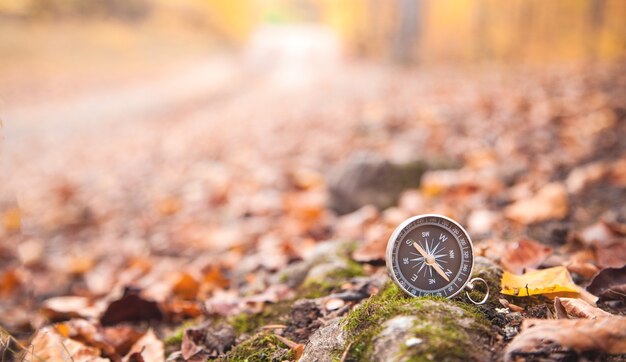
[501,266,581,297]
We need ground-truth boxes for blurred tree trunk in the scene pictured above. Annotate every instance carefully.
[392,0,422,64]
[587,0,606,61]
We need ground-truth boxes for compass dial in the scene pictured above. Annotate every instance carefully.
[386,214,474,298]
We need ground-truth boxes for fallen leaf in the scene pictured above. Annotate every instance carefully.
[566,261,599,279]
[505,317,626,361]
[0,268,22,297]
[577,221,617,247]
[554,297,612,319]
[156,197,182,216]
[335,205,379,240]
[41,296,103,321]
[17,238,44,266]
[172,272,200,300]
[501,266,580,297]
[500,239,553,274]
[352,223,391,262]
[586,265,626,302]
[504,182,568,224]
[2,207,21,232]
[102,325,145,357]
[467,209,499,235]
[101,288,163,326]
[595,239,626,268]
[565,161,607,193]
[123,329,164,362]
[23,326,108,362]
[161,299,203,320]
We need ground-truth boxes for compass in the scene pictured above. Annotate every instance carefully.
[386,214,489,304]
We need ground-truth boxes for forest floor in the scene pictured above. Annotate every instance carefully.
[1,25,626,361]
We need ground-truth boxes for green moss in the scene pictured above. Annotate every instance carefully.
[229,300,292,336]
[298,258,365,299]
[221,332,295,362]
[341,283,492,361]
[164,320,198,346]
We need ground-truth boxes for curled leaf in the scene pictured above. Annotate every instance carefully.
[554,297,612,319]
[123,329,164,362]
[587,265,626,302]
[23,326,108,362]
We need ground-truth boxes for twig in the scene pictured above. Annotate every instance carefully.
[340,341,353,362]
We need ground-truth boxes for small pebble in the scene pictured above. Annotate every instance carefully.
[324,298,345,311]
[405,337,423,347]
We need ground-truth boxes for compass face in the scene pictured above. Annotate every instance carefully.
[386,214,474,298]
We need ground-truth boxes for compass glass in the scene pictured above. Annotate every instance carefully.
[386,215,474,298]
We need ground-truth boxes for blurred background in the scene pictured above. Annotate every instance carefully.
[0,0,625,339]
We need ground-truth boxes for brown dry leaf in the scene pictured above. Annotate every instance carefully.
[202,265,230,290]
[122,329,164,362]
[172,272,200,300]
[566,261,599,279]
[2,207,21,232]
[156,197,182,216]
[505,317,626,361]
[161,299,203,319]
[587,265,626,302]
[554,297,612,319]
[0,267,22,297]
[100,289,163,326]
[577,221,617,247]
[501,266,581,297]
[41,296,103,321]
[352,223,390,262]
[504,182,568,224]
[23,326,108,362]
[335,205,379,240]
[595,239,626,268]
[102,325,146,357]
[17,238,44,266]
[609,157,626,187]
[565,161,607,193]
[290,168,324,190]
[500,239,553,274]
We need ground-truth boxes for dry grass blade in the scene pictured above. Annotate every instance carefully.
[273,335,304,359]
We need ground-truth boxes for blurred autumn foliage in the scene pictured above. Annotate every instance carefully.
[322,0,626,63]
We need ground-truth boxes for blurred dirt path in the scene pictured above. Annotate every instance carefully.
[2,25,342,152]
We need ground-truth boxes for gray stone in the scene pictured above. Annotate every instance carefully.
[300,318,347,362]
[372,316,419,361]
[327,152,429,215]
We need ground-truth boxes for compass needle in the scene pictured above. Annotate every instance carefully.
[412,241,429,258]
[432,261,450,282]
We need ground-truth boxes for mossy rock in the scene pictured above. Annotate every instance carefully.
[336,283,496,361]
[219,332,295,362]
